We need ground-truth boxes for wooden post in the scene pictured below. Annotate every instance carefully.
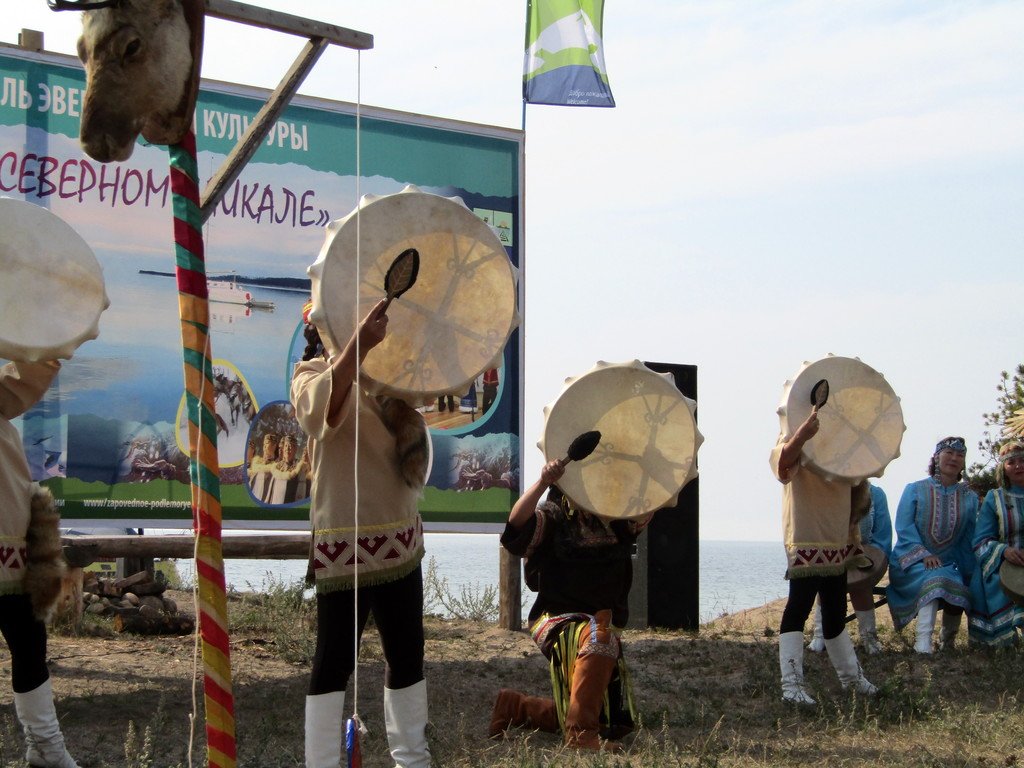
[498,547,521,631]
[59,567,84,629]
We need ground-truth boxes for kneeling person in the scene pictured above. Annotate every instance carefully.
[490,459,644,751]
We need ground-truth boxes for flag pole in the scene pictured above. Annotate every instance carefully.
[521,0,531,132]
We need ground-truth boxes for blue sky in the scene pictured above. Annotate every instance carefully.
[3,1,1022,540]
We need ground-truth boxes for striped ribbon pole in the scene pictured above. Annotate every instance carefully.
[169,128,237,768]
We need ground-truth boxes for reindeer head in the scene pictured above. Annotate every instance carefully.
[76,0,198,161]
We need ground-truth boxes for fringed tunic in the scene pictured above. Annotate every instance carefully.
[769,439,862,579]
[886,478,977,630]
[968,486,1024,647]
[291,358,424,594]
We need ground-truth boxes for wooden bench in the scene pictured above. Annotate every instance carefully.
[61,533,310,567]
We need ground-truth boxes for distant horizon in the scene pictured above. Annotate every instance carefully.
[137,269,311,289]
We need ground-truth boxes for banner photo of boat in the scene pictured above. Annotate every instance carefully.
[207,273,277,310]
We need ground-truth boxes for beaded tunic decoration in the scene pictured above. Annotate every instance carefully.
[926,481,968,550]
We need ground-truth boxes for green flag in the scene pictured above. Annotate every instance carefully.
[523,0,615,107]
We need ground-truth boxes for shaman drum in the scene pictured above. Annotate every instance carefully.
[0,198,109,362]
[539,360,703,520]
[846,544,887,592]
[999,561,1024,607]
[308,186,519,404]
[778,355,905,483]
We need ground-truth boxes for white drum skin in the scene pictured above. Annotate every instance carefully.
[0,198,108,362]
[540,360,702,520]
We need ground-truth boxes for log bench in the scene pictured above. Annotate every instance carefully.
[61,533,310,567]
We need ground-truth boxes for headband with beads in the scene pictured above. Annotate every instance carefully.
[1000,446,1024,464]
[934,437,966,454]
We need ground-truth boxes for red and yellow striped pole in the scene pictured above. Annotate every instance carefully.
[170,128,237,768]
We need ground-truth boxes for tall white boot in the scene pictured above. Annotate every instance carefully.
[914,600,938,654]
[384,679,431,768]
[779,631,816,705]
[856,609,882,654]
[13,679,79,768]
[939,609,962,650]
[305,690,344,768]
[807,603,825,652]
[824,629,877,695]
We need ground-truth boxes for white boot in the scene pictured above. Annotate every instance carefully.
[779,631,816,705]
[824,629,877,695]
[13,679,79,768]
[856,610,882,655]
[807,604,825,652]
[305,690,344,768]
[914,600,938,654]
[938,609,962,650]
[384,679,431,768]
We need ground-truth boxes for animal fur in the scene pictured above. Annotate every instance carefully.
[850,481,872,525]
[377,397,430,489]
[24,486,67,624]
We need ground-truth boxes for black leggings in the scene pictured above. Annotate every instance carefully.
[779,573,847,640]
[309,566,425,695]
[0,594,50,692]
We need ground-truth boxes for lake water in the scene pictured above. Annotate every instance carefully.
[175,535,789,623]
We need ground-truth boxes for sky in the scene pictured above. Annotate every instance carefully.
[2,1,1022,542]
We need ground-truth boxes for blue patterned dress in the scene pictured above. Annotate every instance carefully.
[886,478,978,630]
[967,486,1024,646]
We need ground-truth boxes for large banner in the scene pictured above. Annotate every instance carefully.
[0,46,523,530]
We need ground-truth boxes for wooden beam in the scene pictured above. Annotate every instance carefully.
[62,534,309,566]
[204,0,373,50]
[200,36,328,222]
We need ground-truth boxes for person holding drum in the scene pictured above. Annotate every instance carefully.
[771,410,878,705]
[886,437,978,653]
[968,439,1024,646]
[490,459,647,751]
[808,482,893,654]
[1,360,80,768]
[291,300,432,768]
[490,358,699,746]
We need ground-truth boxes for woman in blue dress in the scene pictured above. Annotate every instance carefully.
[887,437,978,653]
[968,439,1024,646]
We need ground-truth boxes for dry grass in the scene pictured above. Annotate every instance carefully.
[0,588,1021,766]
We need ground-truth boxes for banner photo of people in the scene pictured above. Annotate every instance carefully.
[0,46,523,529]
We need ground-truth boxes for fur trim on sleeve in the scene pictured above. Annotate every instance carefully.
[377,397,430,489]
[24,485,67,623]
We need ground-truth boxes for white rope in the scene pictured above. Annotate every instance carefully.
[350,47,363,727]
[188,526,200,768]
